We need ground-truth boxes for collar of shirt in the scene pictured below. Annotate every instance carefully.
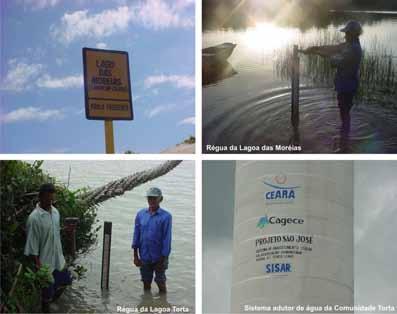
[145,207,163,216]
[36,203,56,215]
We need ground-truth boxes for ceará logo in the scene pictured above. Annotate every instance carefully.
[256,215,304,228]
[264,174,300,203]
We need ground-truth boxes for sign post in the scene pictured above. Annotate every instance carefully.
[83,48,133,154]
[104,120,115,154]
[64,217,79,258]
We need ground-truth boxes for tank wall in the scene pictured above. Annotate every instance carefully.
[231,161,354,313]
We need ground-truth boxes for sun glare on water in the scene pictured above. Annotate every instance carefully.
[244,22,298,52]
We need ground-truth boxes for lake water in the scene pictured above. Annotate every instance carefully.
[203,12,397,153]
[40,161,195,313]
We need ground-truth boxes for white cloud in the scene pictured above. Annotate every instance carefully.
[36,74,83,89]
[204,240,233,314]
[26,47,46,59]
[145,104,176,118]
[1,107,64,124]
[144,74,195,89]
[1,58,83,91]
[178,116,195,125]
[20,0,60,10]
[96,42,108,49]
[51,6,133,43]
[135,0,194,30]
[1,60,44,92]
[133,94,141,102]
[354,161,397,307]
[49,147,72,153]
[51,1,194,44]
[55,58,65,65]
[172,0,195,11]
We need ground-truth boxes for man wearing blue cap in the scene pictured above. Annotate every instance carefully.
[303,20,363,136]
[132,187,172,293]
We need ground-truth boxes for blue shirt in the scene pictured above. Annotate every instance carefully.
[132,207,172,263]
[332,39,362,94]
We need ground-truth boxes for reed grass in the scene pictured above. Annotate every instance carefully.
[274,30,397,105]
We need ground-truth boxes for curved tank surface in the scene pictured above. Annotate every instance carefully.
[231,161,354,313]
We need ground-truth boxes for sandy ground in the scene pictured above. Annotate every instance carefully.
[161,143,195,154]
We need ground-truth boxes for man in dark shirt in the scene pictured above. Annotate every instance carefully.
[303,20,363,136]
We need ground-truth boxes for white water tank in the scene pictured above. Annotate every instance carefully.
[231,161,353,313]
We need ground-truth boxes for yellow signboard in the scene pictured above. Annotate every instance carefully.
[83,48,133,120]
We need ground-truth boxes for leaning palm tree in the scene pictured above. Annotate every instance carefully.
[81,160,182,205]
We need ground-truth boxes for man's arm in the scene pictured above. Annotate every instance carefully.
[133,248,142,267]
[131,213,142,267]
[161,214,172,257]
[302,44,344,57]
[156,214,172,271]
[24,216,41,270]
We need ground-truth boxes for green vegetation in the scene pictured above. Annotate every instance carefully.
[274,30,397,105]
[6,265,54,313]
[0,161,100,312]
[182,136,195,145]
[274,31,345,87]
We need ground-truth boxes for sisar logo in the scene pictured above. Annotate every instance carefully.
[256,215,304,228]
[265,263,292,273]
[264,174,300,202]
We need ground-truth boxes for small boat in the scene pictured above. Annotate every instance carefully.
[202,42,237,63]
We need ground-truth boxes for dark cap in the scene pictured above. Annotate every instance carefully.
[340,20,363,36]
[39,183,56,194]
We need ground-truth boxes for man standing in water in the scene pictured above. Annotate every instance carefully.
[132,187,172,293]
[303,20,363,136]
[24,183,72,313]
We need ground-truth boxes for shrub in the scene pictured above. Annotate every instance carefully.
[0,161,99,312]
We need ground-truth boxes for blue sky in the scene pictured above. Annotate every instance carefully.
[0,0,195,153]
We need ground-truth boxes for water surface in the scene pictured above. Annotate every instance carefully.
[203,12,397,153]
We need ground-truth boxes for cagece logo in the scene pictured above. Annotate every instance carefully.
[264,174,300,203]
[256,215,304,228]
[257,216,269,228]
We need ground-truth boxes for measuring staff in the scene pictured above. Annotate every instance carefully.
[132,187,172,294]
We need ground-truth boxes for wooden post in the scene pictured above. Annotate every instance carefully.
[291,45,300,128]
[104,120,115,154]
[101,221,112,290]
[64,217,79,259]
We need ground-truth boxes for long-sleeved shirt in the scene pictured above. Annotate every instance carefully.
[24,205,66,272]
[132,207,172,263]
[332,39,362,94]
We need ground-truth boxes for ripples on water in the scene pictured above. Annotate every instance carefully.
[204,85,397,153]
[203,14,397,153]
[41,161,195,313]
